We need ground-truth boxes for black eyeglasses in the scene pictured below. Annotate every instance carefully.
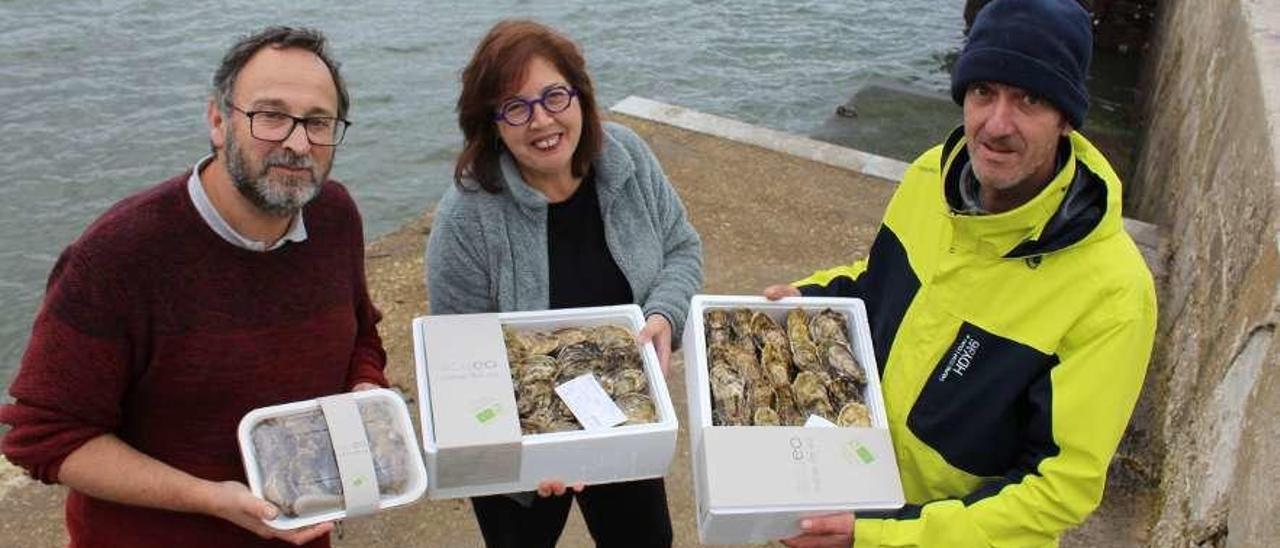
[228,104,350,146]
[493,86,577,127]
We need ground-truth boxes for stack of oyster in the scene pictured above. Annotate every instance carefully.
[503,324,658,435]
[250,399,411,518]
[705,308,872,428]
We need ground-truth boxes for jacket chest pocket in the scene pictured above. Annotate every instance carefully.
[906,321,1059,477]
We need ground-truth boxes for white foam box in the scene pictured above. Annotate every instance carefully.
[413,304,679,499]
[237,388,428,530]
[683,295,905,545]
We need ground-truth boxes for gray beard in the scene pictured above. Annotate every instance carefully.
[224,131,327,217]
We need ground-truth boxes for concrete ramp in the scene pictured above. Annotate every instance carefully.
[810,79,961,163]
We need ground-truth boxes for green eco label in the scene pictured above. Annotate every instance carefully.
[856,445,876,464]
[475,404,501,424]
[844,441,876,464]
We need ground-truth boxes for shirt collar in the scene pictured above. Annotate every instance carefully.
[955,162,988,215]
[186,155,308,252]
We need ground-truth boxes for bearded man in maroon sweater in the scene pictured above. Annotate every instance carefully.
[0,27,388,547]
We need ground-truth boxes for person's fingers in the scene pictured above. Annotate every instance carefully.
[799,514,854,535]
[258,500,279,520]
[637,321,657,344]
[781,531,851,548]
[651,325,671,375]
[780,536,810,548]
[279,522,334,545]
[780,535,825,548]
[637,315,668,344]
[763,284,800,301]
[779,514,856,548]
[570,481,585,493]
[214,481,334,543]
[537,479,567,497]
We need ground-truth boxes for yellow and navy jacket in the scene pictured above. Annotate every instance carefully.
[796,128,1157,547]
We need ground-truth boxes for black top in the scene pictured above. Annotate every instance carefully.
[547,175,634,309]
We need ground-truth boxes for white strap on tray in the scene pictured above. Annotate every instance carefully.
[318,394,381,517]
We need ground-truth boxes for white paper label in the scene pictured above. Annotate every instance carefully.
[555,374,627,430]
[804,414,838,428]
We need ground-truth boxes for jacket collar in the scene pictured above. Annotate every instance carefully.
[499,125,634,214]
[939,126,1117,259]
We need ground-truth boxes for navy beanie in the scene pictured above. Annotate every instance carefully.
[951,0,1093,129]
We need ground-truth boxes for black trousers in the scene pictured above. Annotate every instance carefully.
[471,478,673,547]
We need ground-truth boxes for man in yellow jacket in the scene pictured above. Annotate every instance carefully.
[771,1,1157,546]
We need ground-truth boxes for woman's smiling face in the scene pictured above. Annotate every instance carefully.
[496,56,583,183]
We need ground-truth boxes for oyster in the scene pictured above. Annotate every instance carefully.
[617,393,658,424]
[705,309,731,331]
[836,401,872,428]
[707,342,732,368]
[503,326,529,359]
[752,407,781,426]
[709,364,748,426]
[558,340,603,363]
[773,389,805,426]
[522,406,580,434]
[821,339,866,385]
[785,308,812,346]
[750,311,790,351]
[519,414,548,434]
[747,382,776,410]
[551,327,589,349]
[603,343,643,372]
[503,326,560,356]
[515,354,558,386]
[516,380,555,416]
[588,324,636,349]
[729,308,755,341]
[789,337,823,376]
[723,342,766,385]
[600,367,648,397]
[826,373,865,406]
[556,342,604,384]
[760,341,793,389]
[786,308,824,375]
[808,308,850,344]
[706,326,733,346]
[792,371,835,420]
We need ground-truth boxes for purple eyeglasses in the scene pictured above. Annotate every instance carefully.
[493,85,577,126]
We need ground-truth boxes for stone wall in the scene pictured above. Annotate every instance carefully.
[1128,0,1280,545]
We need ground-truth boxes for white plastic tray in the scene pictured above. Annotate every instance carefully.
[237,388,428,530]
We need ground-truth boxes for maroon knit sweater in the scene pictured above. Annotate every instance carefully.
[0,173,388,547]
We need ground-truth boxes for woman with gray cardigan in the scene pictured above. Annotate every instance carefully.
[425,20,702,548]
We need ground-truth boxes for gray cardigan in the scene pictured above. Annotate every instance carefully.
[426,122,703,338]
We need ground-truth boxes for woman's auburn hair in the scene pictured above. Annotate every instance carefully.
[454,19,604,193]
